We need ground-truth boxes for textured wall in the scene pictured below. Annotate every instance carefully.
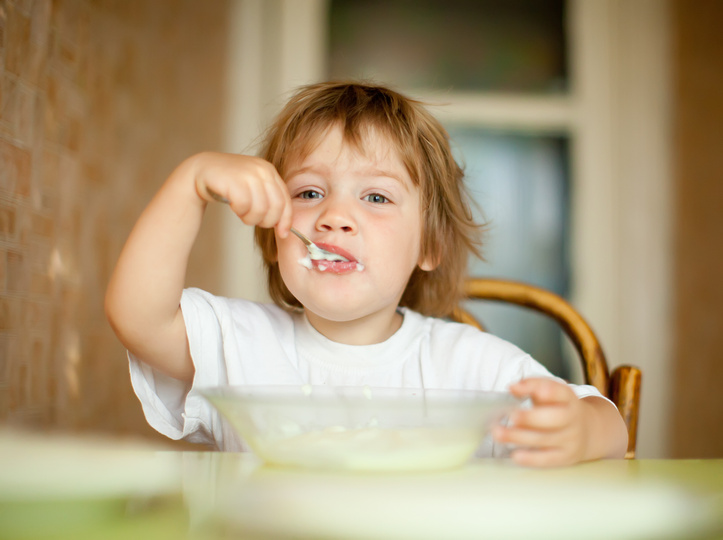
[0,0,227,442]
[670,0,723,458]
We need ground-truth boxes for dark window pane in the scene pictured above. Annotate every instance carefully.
[329,0,567,93]
[449,127,572,377]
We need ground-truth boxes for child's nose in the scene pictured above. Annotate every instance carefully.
[315,196,356,234]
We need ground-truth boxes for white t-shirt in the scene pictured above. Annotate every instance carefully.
[129,288,605,453]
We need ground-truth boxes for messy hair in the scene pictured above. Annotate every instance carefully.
[254,81,484,317]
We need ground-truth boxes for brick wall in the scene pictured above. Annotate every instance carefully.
[0,0,227,443]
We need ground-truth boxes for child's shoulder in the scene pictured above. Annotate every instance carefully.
[403,308,527,355]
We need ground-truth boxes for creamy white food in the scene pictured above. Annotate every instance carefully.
[306,244,348,262]
[298,255,313,269]
[249,426,480,472]
[236,385,482,471]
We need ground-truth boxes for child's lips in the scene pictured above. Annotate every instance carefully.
[314,242,357,263]
[308,242,364,273]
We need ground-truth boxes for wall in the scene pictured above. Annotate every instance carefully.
[670,0,723,458]
[0,0,227,442]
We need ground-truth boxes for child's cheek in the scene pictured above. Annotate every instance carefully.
[276,236,303,273]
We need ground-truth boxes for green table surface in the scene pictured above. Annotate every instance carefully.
[1,433,721,540]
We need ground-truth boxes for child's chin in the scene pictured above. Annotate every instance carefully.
[303,302,368,323]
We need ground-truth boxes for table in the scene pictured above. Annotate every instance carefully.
[1,432,721,540]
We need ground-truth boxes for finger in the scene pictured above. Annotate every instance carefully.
[510,378,575,406]
[258,178,290,229]
[494,424,566,449]
[510,405,571,431]
[273,173,293,237]
[256,187,282,228]
[234,180,269,226]
[275,197,293,238]
[213,180,252,217]
[249,163,288,229]
[196,179,228,204]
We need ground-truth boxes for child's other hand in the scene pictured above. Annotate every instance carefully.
[493,377,590,467]
[192,152,293,237]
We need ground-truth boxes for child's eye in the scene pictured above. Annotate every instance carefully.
[364,193,389,204]
[298,190,323,200]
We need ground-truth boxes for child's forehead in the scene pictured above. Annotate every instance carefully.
[287,123,406,172]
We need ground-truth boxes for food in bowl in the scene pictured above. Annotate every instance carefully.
[202,385,519,472]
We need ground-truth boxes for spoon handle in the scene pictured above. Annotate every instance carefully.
[289,227,313,247]
[205,187,230,204]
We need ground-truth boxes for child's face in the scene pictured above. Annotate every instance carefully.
[275,125,434,331]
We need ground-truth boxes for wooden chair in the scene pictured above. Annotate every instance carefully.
[451,278,641,459]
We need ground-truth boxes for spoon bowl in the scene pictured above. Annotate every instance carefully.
[289,228,348,262]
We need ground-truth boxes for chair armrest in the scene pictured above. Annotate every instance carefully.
[610,365,642,459]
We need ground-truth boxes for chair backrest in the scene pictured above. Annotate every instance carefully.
[451,278,641,459]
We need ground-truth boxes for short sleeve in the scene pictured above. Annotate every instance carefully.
[128,288,232,448]
[129,353,215,445]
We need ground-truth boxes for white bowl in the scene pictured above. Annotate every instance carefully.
[202,385,519,472]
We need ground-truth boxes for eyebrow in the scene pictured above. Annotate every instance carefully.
[358,166,406,183]
[284,164,324,180]
[286,164,407,184]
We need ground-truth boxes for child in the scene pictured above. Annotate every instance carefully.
[105,81,627,467]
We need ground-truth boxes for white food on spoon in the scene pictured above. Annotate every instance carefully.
[307,244,348,262]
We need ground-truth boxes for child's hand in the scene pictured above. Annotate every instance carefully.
[493,378,595,467]
[193,152,293,237]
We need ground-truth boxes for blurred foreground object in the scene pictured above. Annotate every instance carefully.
[0,430,185,540]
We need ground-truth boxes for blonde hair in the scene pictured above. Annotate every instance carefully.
[254,81,483,317]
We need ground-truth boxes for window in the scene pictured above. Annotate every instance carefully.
[328,0,573,376]
[329,0,567,93]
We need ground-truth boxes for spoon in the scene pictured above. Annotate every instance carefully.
[288,228,349,262]
[205,187,348,262]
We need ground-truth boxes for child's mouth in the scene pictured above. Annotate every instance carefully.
[298,243,364,274]
[312,259,365,273]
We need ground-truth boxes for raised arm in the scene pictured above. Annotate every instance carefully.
[105,152,291,382]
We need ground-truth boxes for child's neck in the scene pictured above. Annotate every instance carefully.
[305,307,403,346]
